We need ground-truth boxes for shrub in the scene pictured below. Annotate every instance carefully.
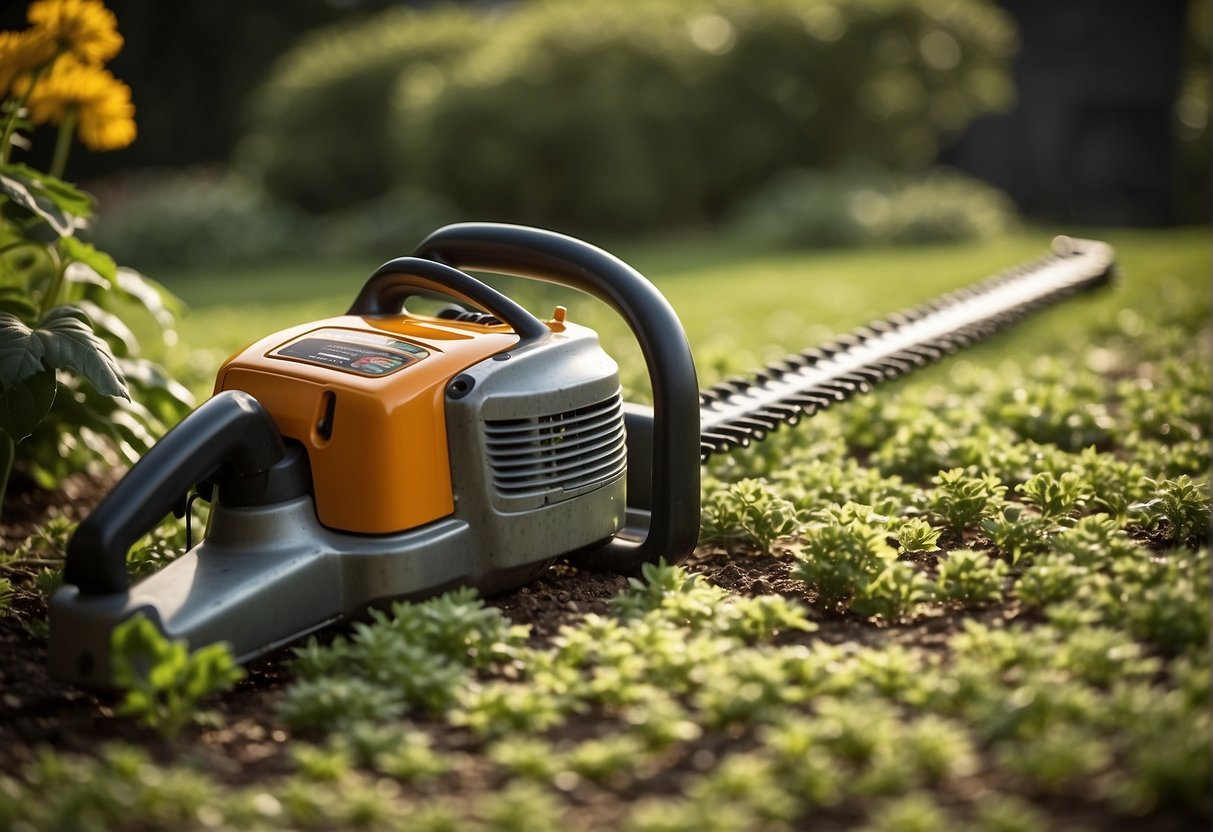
[1015,471,1090,523]
[1013,553,1087,609]
[237,6,486,212]
[1051,514,1140,567]
[980,505,1053,564]
[281,588,529,731]
[729,166,1019,248]
[391,0,1016,231]
[611,560,815,639]
[88,168,305,271]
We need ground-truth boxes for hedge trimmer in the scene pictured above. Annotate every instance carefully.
[48,223,1114,685]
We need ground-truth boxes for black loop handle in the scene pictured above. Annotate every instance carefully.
[413,223,700,573]
[348,256,549,345]
[64,391,286,595]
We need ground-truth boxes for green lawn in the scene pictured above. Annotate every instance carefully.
[161,226,1208,400]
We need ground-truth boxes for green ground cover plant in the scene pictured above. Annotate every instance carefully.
[0,1,193,513]
[0,228,1207,830]
[109,614,244,741]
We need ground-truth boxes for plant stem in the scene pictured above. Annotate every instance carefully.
[49,111,76,179]
[0,104,19,166]
[0,62,52,166]
[38,245,64,319]
[0,432,13,526]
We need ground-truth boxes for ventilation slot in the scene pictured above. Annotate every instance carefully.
[484,394,626,501]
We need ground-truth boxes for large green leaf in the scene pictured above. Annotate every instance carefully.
[117,357,195,421]
[77,299,138,357]
[0,368,55,441]
[112,267,183,330]
[35,306,129,400]
[0,235,54,294]
[0,163,94,227]
[0,311,46,382]
[0,288,38,322]
[0,169,74,237]
[60,236,117,283]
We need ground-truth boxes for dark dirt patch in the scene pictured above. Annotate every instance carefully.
[492,563,630,646]
[1,469,121,554]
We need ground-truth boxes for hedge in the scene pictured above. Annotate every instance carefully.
[239,0,1016,231]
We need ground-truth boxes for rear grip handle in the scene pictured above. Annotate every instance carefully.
[413,222,701,572]
[64,391,286,595]
[348,256,549,345]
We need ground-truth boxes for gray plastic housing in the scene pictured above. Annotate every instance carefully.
[48,320,625,686]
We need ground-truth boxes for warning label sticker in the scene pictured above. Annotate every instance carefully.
[269,328,430,377]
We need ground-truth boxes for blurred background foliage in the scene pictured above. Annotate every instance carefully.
[2,0,1205,273]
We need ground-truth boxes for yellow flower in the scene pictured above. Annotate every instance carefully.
[27,0,122,65]
[26,56,135,150]
[0,28,57,97]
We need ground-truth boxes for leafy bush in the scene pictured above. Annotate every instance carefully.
[1051,514,1139,567]
[1012,553,1086,609]
[388,0,1015,231]
[729,166,1019,248]
[237,7,486,212]
[611,560,814,640]
[88,167,305,271]
[995,373,1113,450]
[1015,471,1090,523]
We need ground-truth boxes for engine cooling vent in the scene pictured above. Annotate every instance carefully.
[484,393,627,502]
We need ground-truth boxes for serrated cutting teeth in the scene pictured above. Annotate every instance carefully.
[698,237,1114,462]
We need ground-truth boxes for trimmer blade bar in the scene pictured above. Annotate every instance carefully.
[698,236,1115,460]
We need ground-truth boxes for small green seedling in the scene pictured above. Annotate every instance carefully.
[111,614,244,741]
[1133,475,1210,544]
[790,511,897,608]
[930,468,1007,536]
[980,505,1054,564]
[934,549,1008,606]
[1016,471,1090,522]
[895,518,941,554]
[700,478,802,552]
[852,562,935,622]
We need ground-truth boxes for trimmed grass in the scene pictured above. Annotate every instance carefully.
[162,226,1208,399]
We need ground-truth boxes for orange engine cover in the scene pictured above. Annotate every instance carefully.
[215,314,520,534]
